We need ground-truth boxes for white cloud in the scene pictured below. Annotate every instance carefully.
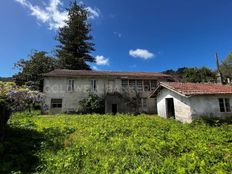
[15,0,50,23]
[129,49,154,60]
[15,0,100,30]
[45,0,68,29]
[95,55,109,65]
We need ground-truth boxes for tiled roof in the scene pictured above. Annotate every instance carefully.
[43,69,173,79]
[160,82,232,96]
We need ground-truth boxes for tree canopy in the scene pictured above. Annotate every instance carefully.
[0,77,12,82]
[13,51,57,91]
[163,67,216,83]
[220,52,232,80]
[56,1,95,70]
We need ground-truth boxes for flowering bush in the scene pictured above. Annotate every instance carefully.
[0,81,45,138]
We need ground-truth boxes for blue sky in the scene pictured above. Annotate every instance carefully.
[1,0,232,77]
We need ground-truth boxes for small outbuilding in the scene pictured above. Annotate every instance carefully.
[150,82,232,123]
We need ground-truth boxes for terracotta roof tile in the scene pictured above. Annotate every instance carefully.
[43,69,173,79]
[161,82,232,96]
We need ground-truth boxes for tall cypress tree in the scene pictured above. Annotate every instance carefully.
[56,1,95,70]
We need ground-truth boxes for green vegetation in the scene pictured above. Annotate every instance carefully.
[79,93,105,114]
[13,1,96,91]
[56,1,95,70]
[220,52,232,81]
[1,113,231,173]
[0,82,44,139]
[13,51,57,91]
[0,77,12,82]
[163,67,216,83]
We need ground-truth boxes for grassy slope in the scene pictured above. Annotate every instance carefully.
[1,113,232,173]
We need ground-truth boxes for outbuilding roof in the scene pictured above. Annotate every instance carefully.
[43,69,173,79]
[151,82,232,97]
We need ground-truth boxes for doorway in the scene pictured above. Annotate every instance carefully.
[166,98,175,118]
[112,104,118,115]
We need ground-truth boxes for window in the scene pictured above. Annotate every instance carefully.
[121,79,128,89]
[68,79,74,92]
[151,80,157,90]
[51,99,62,108]
[91,79,97,91]
[144,80,150,91]
[129,80,136,90]
[219,98,231,112]
[136,80,143,91]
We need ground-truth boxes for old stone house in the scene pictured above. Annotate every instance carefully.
[150,82,232,123]
[43,69,174,114]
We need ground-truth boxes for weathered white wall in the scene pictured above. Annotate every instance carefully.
[44,77,109,113]
[190,95,232,119]
[157,89,232,123]
[44,77,157,114]
[157,89,192,123]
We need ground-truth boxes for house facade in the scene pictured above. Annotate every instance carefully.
[151,82,232,123]
[43,69,174,114]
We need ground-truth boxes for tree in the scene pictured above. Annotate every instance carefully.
[163,67,216,83]
[163,67,188,81]
[0,77,12,82]
[14,51,57,91]
[220,52,232,81]
[56,1,95,70]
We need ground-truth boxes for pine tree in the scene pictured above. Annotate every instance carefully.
[56,1,95,70]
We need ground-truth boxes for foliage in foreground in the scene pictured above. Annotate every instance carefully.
[1,113,232,173]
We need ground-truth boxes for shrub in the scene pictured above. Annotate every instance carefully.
[197,116,232,126]
[0,82,45,139]
[79,93,105,114]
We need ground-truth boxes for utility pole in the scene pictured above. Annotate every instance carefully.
[215,52,223,84]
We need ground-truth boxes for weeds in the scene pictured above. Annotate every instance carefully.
[1,113,232,173]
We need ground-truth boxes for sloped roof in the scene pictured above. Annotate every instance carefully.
[43,69,173,79]
[151,82,232,97]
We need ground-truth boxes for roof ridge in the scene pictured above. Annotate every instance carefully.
[159,82,232,96]
[51,69,166,74]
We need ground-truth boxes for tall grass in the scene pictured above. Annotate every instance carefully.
[1,113,231,173]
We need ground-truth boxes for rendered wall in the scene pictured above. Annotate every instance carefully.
[157,89,192,123]
[44,77,158,114]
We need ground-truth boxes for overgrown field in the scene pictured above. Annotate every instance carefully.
[1,112,232,174]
